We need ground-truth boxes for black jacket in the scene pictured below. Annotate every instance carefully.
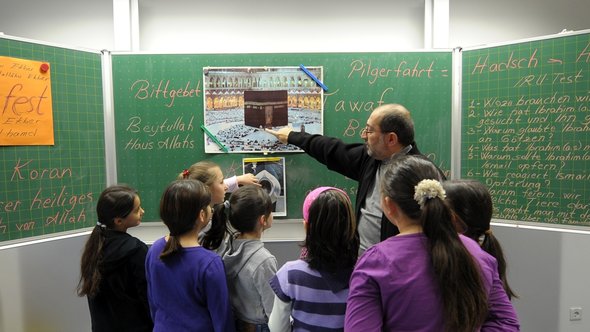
[289,131,445,241]
[87,230,153,332]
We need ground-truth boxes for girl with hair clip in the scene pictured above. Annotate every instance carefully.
[345,155,520,332]
[222,185,277,332]
[179,160,259,254]
[443,179,518,300]
[145,179,235,332]
[77,185,153,332]
[268,186,359,332]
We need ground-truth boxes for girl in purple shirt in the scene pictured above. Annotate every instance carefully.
[345,155,520,332]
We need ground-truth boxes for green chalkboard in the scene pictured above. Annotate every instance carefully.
[462,31,590,227]
[112,52,452,221]
[0,36,106,243]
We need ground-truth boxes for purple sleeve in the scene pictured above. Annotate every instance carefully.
[269,263,291,303]
[204,257,236,332]
[345,250,384,331]
[481,263,521,331]
[462,236,520,331]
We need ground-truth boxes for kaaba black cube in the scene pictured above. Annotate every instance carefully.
[243,90,288,128]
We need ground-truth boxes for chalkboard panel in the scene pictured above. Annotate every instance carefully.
[112,52,452,221]
[462,31,590,227]
[0,36,106,242]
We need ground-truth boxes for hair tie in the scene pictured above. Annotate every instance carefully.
[414,179,446,209]
[96,221,106,229]
[182,169,190,179]
[222,200,231,220]
[302,186,349,221]
[484,229,493,236]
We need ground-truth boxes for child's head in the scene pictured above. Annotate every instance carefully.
[380,155,447,224]
[303,187,358,272]
[179,161,227,205]
[96,185,143,231]
[302,186,346,222]
[443,179,518,300]
[160,179,212,238]
[443,179,492,241]
[379,155,465,239]
[228,185,273,233]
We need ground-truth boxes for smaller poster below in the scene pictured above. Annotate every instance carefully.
[243,157,287,217]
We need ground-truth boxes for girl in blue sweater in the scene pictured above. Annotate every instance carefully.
[145,179,235,332]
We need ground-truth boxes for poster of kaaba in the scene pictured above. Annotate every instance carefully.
[203,66,324,153]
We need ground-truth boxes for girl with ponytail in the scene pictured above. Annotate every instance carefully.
[77,185,152,331]
[443,179,518,300]
[145,179,235,331]
[345,155,519,332]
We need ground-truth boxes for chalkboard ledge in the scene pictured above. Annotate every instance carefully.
[491,220,590,236]
[128,220,305,245]
[0,229,93,250]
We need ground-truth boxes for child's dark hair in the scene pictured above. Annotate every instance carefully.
[159,179,211,260]
[227,185,273,233]
[77,185,138,298]
[380,155,488,332]
[201,204,230,250]
[304,189,359,273]
[443,179,518,300]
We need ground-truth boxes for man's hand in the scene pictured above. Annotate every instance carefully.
[265,127,293,144]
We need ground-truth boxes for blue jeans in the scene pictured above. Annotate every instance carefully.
[236,319,270,332]
[255,324,270,332]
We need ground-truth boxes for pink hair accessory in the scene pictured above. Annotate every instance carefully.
[302,186,348,222]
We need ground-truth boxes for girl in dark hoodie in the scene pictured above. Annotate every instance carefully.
[77,185,153,332]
